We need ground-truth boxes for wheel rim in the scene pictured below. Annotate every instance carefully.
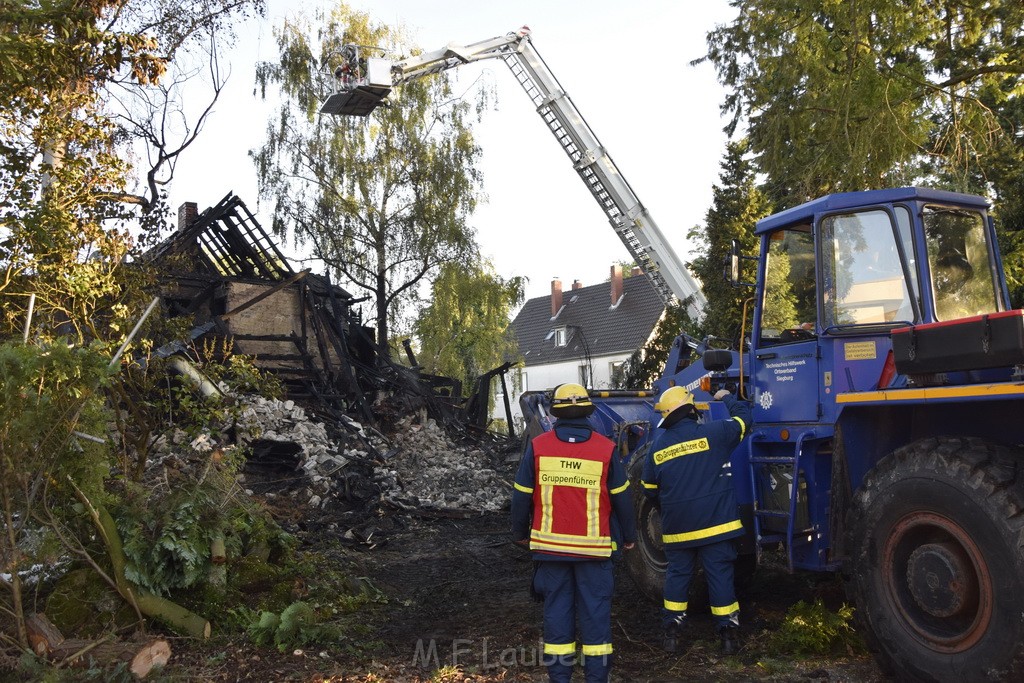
[881,511,994,652]
[638,499,666,571]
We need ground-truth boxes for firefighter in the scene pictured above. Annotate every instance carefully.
[641,386,751,654]
[511,383,637,683]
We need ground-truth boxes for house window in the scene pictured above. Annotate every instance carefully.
[554,327,568,347]
[514,369,528,395]
[579,364,592,387]
[609,361,625,388]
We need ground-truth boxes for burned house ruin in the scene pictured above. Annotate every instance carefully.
[143,192,516,438]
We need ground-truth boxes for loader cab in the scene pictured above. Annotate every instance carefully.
[748,187,1004,425]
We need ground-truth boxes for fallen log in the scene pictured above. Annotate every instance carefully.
[26,612,64,656]
[54,637,171,679]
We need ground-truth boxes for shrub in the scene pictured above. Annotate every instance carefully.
[767,599,863,656]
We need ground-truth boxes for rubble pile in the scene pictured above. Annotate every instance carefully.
[234,396,369,508]
[374,415,513,513]
[148,387,519,529]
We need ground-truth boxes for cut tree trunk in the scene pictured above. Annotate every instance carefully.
[26,612,64,656]
[53,638,171,679]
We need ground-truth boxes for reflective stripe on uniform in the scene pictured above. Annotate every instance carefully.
[530,540,613,557]
[609,480,629,495]
[711,601,740,616]
[543,641,576,655]
[514,482,533,494]
[664,599,688,612]
[541,484,553,533]
[581,643,613,656]
[530,529,611,544]
[731,416,746,440]
[587,486,599,538]
[641,480,658,489]
[663,519,743,544]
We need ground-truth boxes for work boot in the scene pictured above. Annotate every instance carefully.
[662,619,686,653]
[720,626,739,655]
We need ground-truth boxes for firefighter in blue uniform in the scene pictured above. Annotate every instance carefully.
[511,383,637,683]
[641,386,751,654]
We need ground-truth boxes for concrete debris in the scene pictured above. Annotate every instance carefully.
[375,415,511,513]
[147,393,516,544]
[235,396,360,507]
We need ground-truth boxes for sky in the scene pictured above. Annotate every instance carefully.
[168,0,738,306]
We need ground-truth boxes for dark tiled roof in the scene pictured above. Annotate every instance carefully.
[511,275,665,366]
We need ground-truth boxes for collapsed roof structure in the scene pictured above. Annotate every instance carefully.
[143,192,516,440]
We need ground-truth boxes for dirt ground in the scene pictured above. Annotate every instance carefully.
[163,511,888,682]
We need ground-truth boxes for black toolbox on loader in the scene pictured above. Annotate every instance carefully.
[891,310,1024,375]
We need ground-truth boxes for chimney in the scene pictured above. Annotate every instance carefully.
[551,278,563,318]
[177,201,198,232]
[631,266,642,277]
[610,264,623,306]
[572,279,583,290]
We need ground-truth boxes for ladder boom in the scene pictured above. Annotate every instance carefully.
[320,27,706,315]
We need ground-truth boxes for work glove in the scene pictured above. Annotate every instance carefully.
[713,389,731,400]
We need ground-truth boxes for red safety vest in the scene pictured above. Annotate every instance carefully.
[529,430,615,558]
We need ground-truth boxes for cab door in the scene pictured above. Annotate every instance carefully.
[751,227,821,424]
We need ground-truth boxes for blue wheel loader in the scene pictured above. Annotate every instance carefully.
[520,187,1024,681]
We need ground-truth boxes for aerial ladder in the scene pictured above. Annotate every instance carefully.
[320,27,706,317]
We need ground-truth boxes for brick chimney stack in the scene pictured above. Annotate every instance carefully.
[551,278,563,318]
[610,264,623,306]
[177,202,198,232]
[631,266,642,277]
[572,279,583,290]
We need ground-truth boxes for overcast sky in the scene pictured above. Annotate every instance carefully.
[169,0,738,305]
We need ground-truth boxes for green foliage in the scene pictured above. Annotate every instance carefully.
[246,601,343,652]
[688,140,770,342]
[413,259,525,395]
[768,599,863,656]
[703,0,1024,205]
[0,341,114,645]
[252,2,492,350]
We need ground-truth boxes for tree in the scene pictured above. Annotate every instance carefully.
[252,3,487,353]
[702,1,1024,206]
[688,140,770,343]
[412,258,524,394]
[0,0,264,338]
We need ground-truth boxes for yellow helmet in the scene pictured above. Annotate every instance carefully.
[654,386,695,419]
[550,383,593,418]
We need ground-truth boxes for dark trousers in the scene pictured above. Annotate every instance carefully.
[533,559,614,683]
[662,538,740,631]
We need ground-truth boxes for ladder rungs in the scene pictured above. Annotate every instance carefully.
[755,509,790,518]
[751,456,798,465]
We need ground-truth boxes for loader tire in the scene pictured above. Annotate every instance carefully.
[846,437,1024,682]
[625,447,665,602]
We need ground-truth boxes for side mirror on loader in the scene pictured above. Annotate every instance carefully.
[725,240,756,288]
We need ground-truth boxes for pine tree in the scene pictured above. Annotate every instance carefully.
[687,140,770,344]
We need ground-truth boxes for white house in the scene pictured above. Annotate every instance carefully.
[495,264,666,428]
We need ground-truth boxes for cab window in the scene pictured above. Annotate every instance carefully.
[760,227,817,346]
[923,206,999,320]
[821,210,915,326]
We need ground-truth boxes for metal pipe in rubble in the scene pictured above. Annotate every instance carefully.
[109,296,160,369]
[167,357,226,402]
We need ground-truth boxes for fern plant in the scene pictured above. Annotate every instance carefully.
[247,602,342,652]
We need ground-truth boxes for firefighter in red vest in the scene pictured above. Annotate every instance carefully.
[512,383,637,683]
